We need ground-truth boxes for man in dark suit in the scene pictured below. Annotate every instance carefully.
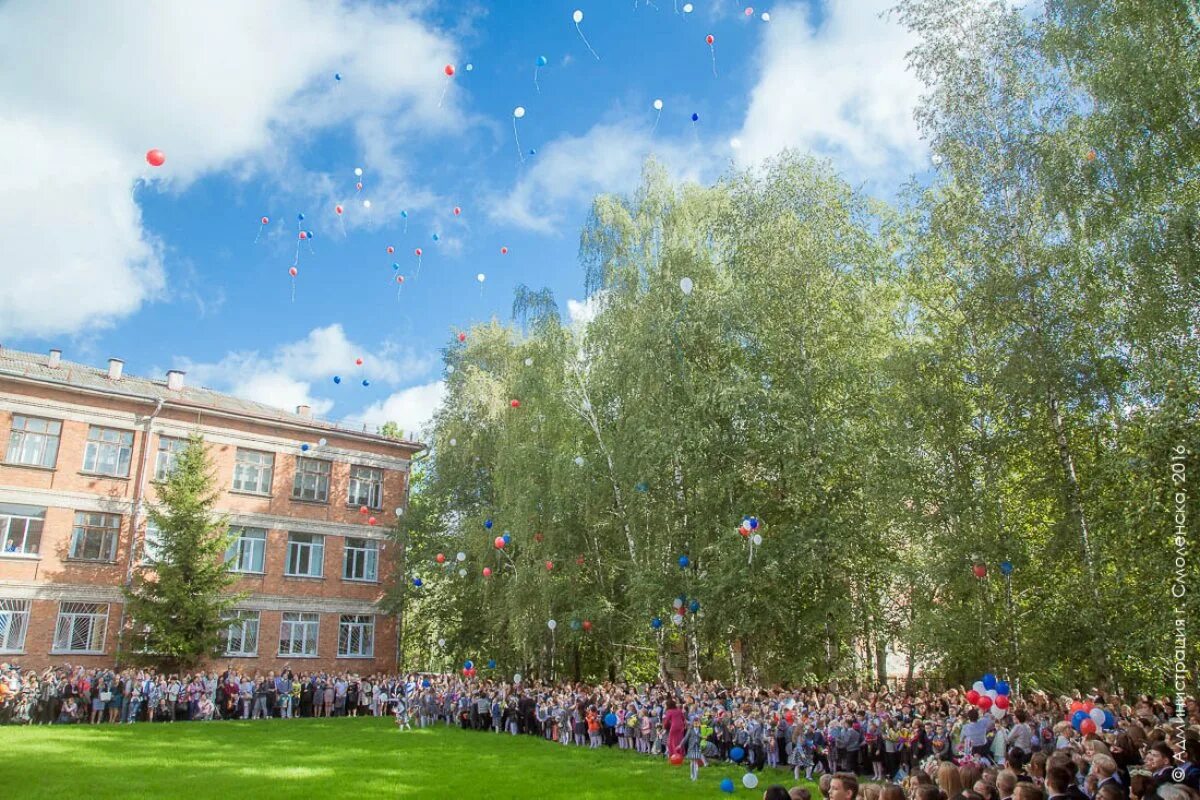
[1045,765,1075,800]
[1092,754,1128,800]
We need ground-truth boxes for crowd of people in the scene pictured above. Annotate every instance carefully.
[2,660,1197,800]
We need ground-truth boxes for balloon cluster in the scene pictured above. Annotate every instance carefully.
[1068,700,1114,736]
[964,672,1012,719]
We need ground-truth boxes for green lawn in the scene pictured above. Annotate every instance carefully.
[0,717,815,799]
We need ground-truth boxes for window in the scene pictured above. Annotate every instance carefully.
[69,512,121,561]
[232,449,273,495]
[347,465,383,509]
[53,602,108,653]
[285,533,324,577]
[220,610,260,656]
[343,537,379,582]
[0,599,31,653]
[1,504,45,557]
[5,415,61,468]
[278,611,319,656]
[154,436,188,480]
[225,527,266,573]
[141,520,164,564]
[291,457,331,503]
[337,614,374,658]
[81,426,134,477]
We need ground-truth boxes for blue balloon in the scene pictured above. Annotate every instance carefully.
[297,213,305,221]
[502,533,511,544]
[536,55,548,67]
[691,112,699,122]
[1000,560,1014,576]
[333,376,341,384]
[650,617,663,629]
[334,72,342,81]
[996,680,1010,696]
[464,660,474,670]
[720,778,735,793]
[678,555,689,568]
[749,517,759,530]
[400,210,408,218]
[362,379,370,387]
[300,443,310,452]
[421,678,431,688]
[528,148,537,156]
[487,659,496,669]
[392,262,400,270]
[1071,710,1088,731]
[982,673,997,691]
[412,577,422,587]
[1102,710,1115,730]
[485,519,493,529]
[306,230,314,239]
[689,600,700,613]
[731,747,745,762]
[570,619,581,630]
[432,233,440,242]
[604,712,617,727]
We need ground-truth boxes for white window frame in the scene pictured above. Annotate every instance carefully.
[285,532,324,578]
[81,425,134,477]
[225,527,267,573]
[279,611,319,657]
[0,504,45,557]
[347,465,383,510]
[69,511,121,561]
[337,614,375,658]
[52,601,108,654]
[141,519,164,564]
[232,448,274,495]
[342,537,379,582]
[5,415,62,469]
[0,599,31,653]
[220,610,260,657]
[154,436,188,481]
[291,457,331,503]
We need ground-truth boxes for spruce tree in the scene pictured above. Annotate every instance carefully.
[122,434,242,670]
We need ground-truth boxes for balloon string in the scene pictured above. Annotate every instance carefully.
[253,223,264,245]
[651,109,661,138]
[709,45,717,78]
[438,82,449,109]
[513,118,526,164]
[534,67,541,95]
[290,277,296,303]
[575,23,600,60]
[339,216,347,239]
[415,255,422,279]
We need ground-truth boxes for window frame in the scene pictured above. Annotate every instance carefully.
[219,610,260,657]
[291,457,332,504]
[0,599,32,653]
[154,436,189,481]
[224,527,267,574]
[141,519,164,565]
[278,611,320,657]
[337,614,375,658]
[285,532,325,578]
[52,601,109,654]
[69,511,121,562]
[0,504,45,558]
[81,425,135,478]
[231,448,274,496]
[347,465,384,510]
[5,415,62,469]
[342,537,379,583]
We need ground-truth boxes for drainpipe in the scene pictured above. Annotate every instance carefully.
[117,398,164,659]
[394,449,429,673]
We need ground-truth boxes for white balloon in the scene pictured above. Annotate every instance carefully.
[574,456,584,466]
[972,680,986,694]
[513,673,522,684]
[730,137,743,150]
[547,619,557,630]
[987,689,998,699]
[456,552,467,562]
[653,98,663,111]
[447,365,455,373]
[682,3,693,12]
[673,598,684,609]
[318,438,327,447]
[458,568,467,577]
[437,638,446,647]
[752,533,763,545]
[362,199,371,209]
[743,773,760,789]
[476,273,486,283]
[671,613,684,625]
[394,507,404,517]
[990,704,1007,720]
[524,357,534,367]
[449,438,457,446]
[513,106,526,119]
[1089,708,1105,727]
[572,9,583,23]
[465,63,474,71]
[679,276,694,295]
[354,167,363,177]
[932,153,944,167]
[761,11,770,21]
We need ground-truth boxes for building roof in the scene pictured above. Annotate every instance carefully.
[0,347,424,452]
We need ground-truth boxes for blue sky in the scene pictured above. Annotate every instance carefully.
[0,0,926,435]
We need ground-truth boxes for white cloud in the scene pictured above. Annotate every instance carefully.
[349,381,447,438]
[488,121,719,233]
[567,293,607,326]
[177,324,436,417]
[736,1,925,179]
[0,0,460,339]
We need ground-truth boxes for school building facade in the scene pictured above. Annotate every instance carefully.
[0,347,422,673]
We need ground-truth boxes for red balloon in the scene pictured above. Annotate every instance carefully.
[444,64,455,76]
[1082,702,1094,712]
[510,399,520,408]
[335,205,343,215]
[396,275,404,284]
[1080,719,1096,735]
[436,553,446,564]
[995,695,1010,710]
[387,246,395,254]
[973,564,987,578]
[146,149,165,167]
[356,182,363,191]
[359,505,369,515]
[261,216,269,225]
[355,357,363,366]
[458,332,467,342]
[1069,701,1085,713]
[534,532,544,543]
[582,620,592,632]
[368,516,377,526]
[299,231,307,240]
[494,536,505,549]
[415,248,423,257]
[482,567,492,577]
[500,246,509,255]
[545,561,554,571]
[1085,149,1097,162]
[738,526,750,537]
[966,690,980,705]
[453,206,461,216]
[288,267,298,277]
[745,6,753,15]
[669,753,684,766]
[706,34,715,44]
[978,696,992,711]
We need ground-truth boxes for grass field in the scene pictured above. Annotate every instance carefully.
[0,717,816,799]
